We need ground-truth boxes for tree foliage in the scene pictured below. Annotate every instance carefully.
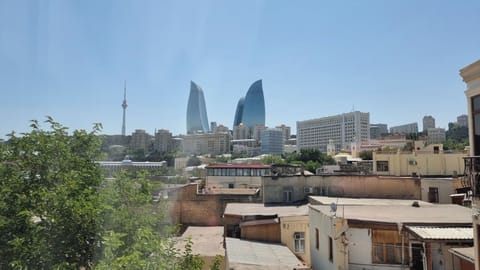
[0,118,215,269]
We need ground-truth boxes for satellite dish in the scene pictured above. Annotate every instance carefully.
[330,202,337,213]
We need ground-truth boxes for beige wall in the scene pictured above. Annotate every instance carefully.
[420,178,463,204]
[241,223,281,243]
[263,175,421,204]
[373,150,466,176]
[280,215,311,266]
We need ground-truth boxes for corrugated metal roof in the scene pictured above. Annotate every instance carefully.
[406,226,473,240]
[449,247,475,263]
[226,237,308,270]
[207,164,271,169]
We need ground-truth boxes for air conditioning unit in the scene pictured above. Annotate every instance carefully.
[304,187,313,193]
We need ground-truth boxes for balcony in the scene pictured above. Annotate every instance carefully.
[463,156,480,199]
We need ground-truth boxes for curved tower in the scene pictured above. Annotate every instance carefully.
[233,97,245,127]
[186,81,210,134]
[241,80,265,129]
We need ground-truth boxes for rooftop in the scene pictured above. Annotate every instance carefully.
[406,226,473,241]
[224,203,309,217]
[207,188,259,195]
[449,247,475,263]
[207,164,271,169]
[174,226,224,257]
[310,204,472,225]
[225,238,308,270]
[309,196,433,206]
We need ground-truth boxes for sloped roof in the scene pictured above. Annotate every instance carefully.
[225,238,308,270]
[406,226,473,240]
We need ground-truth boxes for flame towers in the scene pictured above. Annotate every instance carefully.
[234,80,265,129]
[186,81,210,134]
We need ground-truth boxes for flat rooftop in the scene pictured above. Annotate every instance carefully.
[309,196,432,206]
[174,226,224,257]
[224,203,309,217]
[310,204,472,225]
[225,238,308,270]
[207,188,259,195]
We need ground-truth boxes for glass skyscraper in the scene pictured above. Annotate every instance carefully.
[186,81,210,134]
[233,80,265,129]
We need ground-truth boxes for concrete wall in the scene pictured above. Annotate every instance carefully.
[280,215,311,266]
[373,151,466,176]
[263,175,421,204]
[309,207,347,270]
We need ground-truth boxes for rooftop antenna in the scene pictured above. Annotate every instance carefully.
[121,80,128,136]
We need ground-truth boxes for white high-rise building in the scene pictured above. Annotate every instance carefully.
[457,114,468,127]
[296,111,370,153]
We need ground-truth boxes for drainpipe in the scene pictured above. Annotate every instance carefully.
[401,233,405,269]
[422,242,427,270]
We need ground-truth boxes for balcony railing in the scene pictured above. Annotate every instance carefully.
[463,156,480,199]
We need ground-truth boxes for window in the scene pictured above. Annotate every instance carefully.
[376,161,389,172]
[328,236,333,262]
[428,187,439,203]
[283,190,292,202]
[315,228,319,250]
[228,183,234,189]
[293,232,305,253]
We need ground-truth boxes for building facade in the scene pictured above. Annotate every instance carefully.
[130,129,151,151]
[186,81,210,134]
[182,132,230,155]
[154,129,172,152]
[460,59,480,270]
[370,123,388,139]
[457,114,468,127]
[423,115,436,132]
[275,124,291,142]
[426,127,446,144]
[390,122,418,134]
[260,128,284,155]
[296,111,370,153]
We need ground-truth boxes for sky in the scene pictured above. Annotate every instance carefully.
[1,0,479,139]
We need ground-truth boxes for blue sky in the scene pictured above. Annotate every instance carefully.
[1,0,479,138]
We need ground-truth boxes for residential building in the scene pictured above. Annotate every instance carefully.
[233,123,249,140]
[260,128,284,155]
[262,174,421,204]
[390,122,419,134]
[154,129,172,152]
[370,123,388,139]
[458,114,468,128]
[296,111,370,153]
[130,129,151,151]
[427,127,446,144]
[275,124,291,142]
[223,203,311,266]
[372,143,466,176]
[460,59,480,270]
[309,203,472,270]
[231,139,259,156]
[212,124,229,133]
[423,115,436,132]
[206,164,270,189]
[182,132,230,155]
[186,81,210,134]
[252,124,267,142]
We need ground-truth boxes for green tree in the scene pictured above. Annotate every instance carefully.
[358,150,373,160]
[187,156,201,166]
[261,154,286,165]
[0,118,104,269]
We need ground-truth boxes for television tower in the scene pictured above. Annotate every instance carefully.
[121,80,127,136]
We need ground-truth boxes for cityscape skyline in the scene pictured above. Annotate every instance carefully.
[1,1,479,139]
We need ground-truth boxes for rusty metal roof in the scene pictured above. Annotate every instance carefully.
[406,226,473,240]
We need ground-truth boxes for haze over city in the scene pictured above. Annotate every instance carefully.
[1,1,480,138]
